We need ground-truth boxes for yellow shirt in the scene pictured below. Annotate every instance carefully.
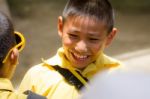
[0,78,27,99]
[19,48,121,99]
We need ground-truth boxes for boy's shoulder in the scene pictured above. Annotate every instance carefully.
[26,60,62,79]
[27,62,55,75]
[23,61,64,88]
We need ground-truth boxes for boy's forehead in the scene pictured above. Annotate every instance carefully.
[65,15,106,27]
[64,16,107,34]
[66,15,102,23]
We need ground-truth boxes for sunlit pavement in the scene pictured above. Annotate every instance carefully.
[115,48,150,73]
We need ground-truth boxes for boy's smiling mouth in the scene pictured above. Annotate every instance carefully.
[71,52,89,61]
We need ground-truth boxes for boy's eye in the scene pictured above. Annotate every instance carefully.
[68,33,78,38]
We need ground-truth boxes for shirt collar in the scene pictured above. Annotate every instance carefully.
[46,47,120,78]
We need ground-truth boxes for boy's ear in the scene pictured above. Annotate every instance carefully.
[105,28,117,47]
[10,48,19,65]
[58,16,64,38]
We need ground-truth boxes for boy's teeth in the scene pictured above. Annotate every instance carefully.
[73,53,88,59]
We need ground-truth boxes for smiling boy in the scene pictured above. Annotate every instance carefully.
[19,0,122,99]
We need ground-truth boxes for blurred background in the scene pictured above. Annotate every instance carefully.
[0,0,150,88]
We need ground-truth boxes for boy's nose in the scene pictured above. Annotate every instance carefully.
[75,40,88,53]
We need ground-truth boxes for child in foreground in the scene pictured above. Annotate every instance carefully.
[0,12,46,99]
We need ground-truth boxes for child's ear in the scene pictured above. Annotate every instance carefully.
[58,16,64,38]
[10,48,19,65]
[105,28,117,47]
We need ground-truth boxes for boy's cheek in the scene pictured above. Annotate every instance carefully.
[63,39,74,47]
[92,44,104,53]
[91,46,104,59]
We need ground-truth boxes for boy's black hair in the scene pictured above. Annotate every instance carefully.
[0,12,16,66]
[62,0,114,33]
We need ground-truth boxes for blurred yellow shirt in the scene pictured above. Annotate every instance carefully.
[0,78,27,99]
[19,48,121,99]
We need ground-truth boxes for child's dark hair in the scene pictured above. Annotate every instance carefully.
[0,12,16,66]
[62,0,114,33]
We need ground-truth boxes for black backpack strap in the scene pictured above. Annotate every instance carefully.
[53,65,88,90]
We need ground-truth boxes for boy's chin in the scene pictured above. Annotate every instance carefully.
[72,63,88,70]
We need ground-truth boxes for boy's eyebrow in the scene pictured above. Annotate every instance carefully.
[68,27,80,33]
[88,30,108,37]
[69,30,79,34]
[69,27,106,37]
[68,30,99,36]
[87,32,100,36]
[87,32,107,38]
